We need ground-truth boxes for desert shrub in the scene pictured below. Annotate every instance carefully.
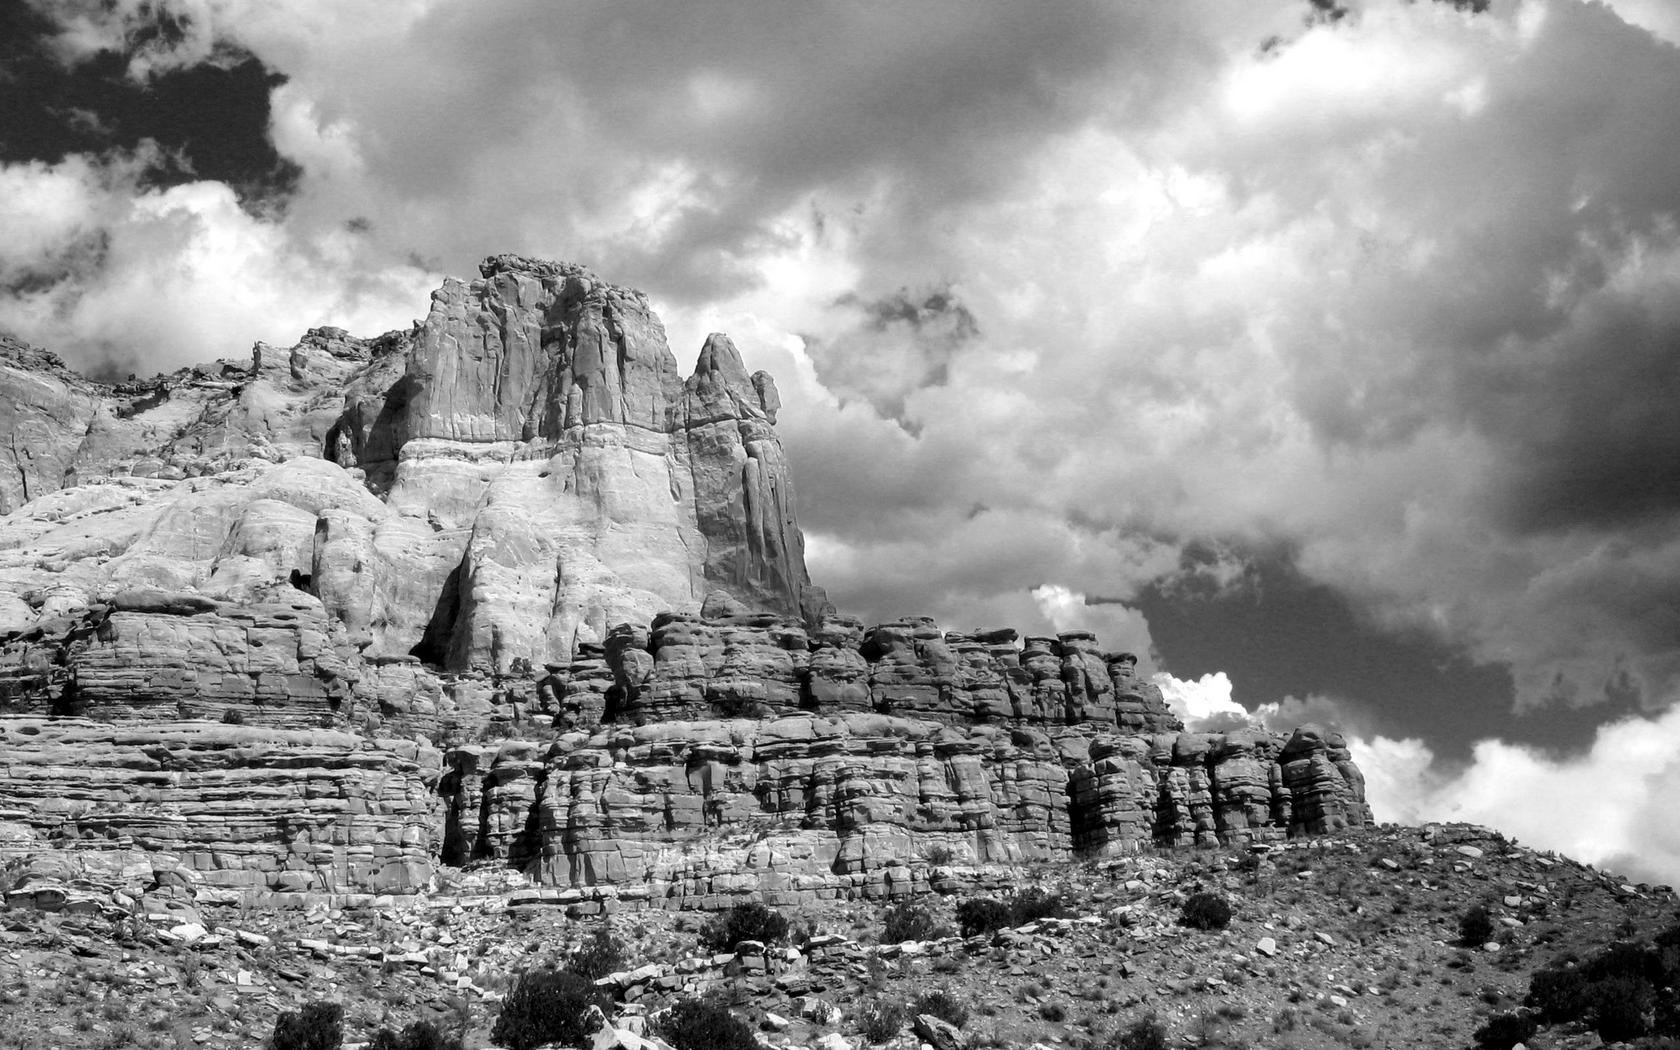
[659,996,758,1050]
[221,708,246,725]
[925,844,956,864]
[913,987,969,1029]
[699,902,789,951]
[1590,974,1653,1043]
[955,891,1067,938]
[1586,940,1664,985]
[1180,892,1233,931]
[1039,1001,1068,1022]
[1011,887,1067,924]
[856,999,908,1044]
[269,1001,343,1050]
[1113,1014,1170,1050]
[489,969,608,1050]
[1525,965,1587,1023]
[882,903,947,944]
[567,925,624,980]
[1472,1011,1536,1050]
[366,1021,463,1050]
[1459,904,1494,946]
[957,897,1013,938]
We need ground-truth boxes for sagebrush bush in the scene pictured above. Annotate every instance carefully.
[700,902,790,951]
[956,897,1012,938]
[489,969,608,1050]
[1525,965,1588,1023]
[1114,1014,1170,1050]
[925,844,956,864]
[1180,892,1233,931]
[367,1020,463,1050]
[1011,887,1067,924]
[955,890,1068,938]
[913,987,969,1029]
[1591,975,1653,1042]
[269,1001,343,1050]
[567,925,624,980]
[882,903,948,944]
[659,996,759,1050]
[1458,904,1494,946]
[857,999,908,1044]
[1472,1011,1537,1050]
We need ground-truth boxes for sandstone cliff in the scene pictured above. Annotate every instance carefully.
[0,257,1369,902]
[0,256,821,676]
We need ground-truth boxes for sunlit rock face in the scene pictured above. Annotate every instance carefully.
[0,255,1368,904]
[0,255,822,684]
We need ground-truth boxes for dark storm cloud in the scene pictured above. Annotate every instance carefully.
[0,2,299,210]
[1486,288,1680,535]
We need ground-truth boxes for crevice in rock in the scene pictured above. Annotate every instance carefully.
[410,556,466,667]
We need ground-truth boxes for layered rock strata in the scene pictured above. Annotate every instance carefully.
[575,613,1181,732]
[0,718,440,895]
[436,714,1369,907]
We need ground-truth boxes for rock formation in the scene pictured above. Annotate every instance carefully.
[0,256,1369,903]
[434,712,1367,909]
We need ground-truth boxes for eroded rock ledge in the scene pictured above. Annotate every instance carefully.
[436,713,1369,908]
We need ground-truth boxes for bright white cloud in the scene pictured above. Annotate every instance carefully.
[1354,705,1680,888]
[1154,671,1250,730]
[0,156,434,373]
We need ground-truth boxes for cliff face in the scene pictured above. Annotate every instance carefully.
[0,256,819,675]
[0,257,1369,902]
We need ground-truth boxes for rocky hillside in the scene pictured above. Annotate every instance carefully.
[0,822,1673,1050]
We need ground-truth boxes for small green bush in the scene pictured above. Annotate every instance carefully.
[955,890,1068,938]
[367,1020,463,1050]
[1114,1014,1170,1050]
[1459,904,1494,946]
[700,902,790,951]
[659,996,759,1050]
[882,904,948,944]
[956,897,1012,938]
[857,999,908,1044]
[1591,975,1653,1042]
[567,926,624,980]
[925,844,956,864]
[1525,965,1587,1023]
[489,969,608,1050]
[1472,1011,1536,1050]
[1180,892,1233,931]
[269,1002,343,1050]
[1011,888,1067,925]
[913,987,969,1029]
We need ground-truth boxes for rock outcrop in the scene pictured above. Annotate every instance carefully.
[0,256,822,681]
[0,718,439,895]
[433,713,1368,908]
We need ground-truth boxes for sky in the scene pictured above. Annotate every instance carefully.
[2,0,1678,884]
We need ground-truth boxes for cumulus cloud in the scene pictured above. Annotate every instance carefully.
[0,150,433,375]
[1353,705,1680,888]
[1154,670,1251,731]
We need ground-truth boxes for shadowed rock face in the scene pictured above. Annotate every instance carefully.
[0,256,1369,902]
